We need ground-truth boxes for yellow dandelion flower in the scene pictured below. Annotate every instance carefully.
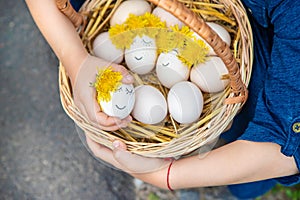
[171,25,194,38]
[93,67,123,103]
[132,28,147,38]
[109,24,135,49]
[156,28,178,53]
[169,25,195,49]
[126,14,147,30]
[109,23,127,37]
[142,12,166,28]
[142,13,166,38]
[146,27,160,39]
[156,25,209,68]
[112,31,135,49]
[125,13,166,39]
[194,38,209,64]
[109,13,167,49]
[178,37,209,68]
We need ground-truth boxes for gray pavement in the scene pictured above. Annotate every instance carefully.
[0,1,135,199]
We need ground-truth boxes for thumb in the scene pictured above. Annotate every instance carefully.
[111,64,134,84]
[112,141,171,173]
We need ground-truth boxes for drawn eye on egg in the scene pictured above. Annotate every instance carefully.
[116,87,123,92]
[100,84,135,119]
[156,49,190,88]
[125,87,133,95]
[125,35,158,75]
[142,38,153,46]
[133,38,153,60]
[114,85,134,110]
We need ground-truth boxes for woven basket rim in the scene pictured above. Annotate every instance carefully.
[58,0,253,158]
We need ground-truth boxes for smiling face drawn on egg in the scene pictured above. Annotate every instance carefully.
[100,84,135,119]
[113,85,134,110]
[156,49,190,88]
[125,35,157,75]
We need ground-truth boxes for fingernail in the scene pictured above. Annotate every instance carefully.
[113,140,120,148]
[125,116,132,123]
[124,74,134,82]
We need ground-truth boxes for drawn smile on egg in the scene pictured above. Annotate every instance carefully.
[134,56,143,61]
[115,104,126,110]
[162,62,170,67]
[113,86,134,111]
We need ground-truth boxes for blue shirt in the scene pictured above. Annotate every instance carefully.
[222,0,300,185]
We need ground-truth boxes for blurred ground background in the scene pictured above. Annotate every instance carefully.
[0,1,298,200]
[0,1,135,199]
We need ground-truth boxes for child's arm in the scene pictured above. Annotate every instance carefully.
[25,0,87,84]
[157,140,298,189]
[87,138,299,189]
[25,0,134,130]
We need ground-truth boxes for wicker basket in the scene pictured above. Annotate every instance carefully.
[57,0,253,158]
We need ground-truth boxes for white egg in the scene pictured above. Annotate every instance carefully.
[207,22,231,46]
[125,35,157,75]
[100,84,135,119]
[132,85,168,124]
[190,57,229,93]
[193,22,231,56]
[93,32,124,64]
[152,7,184,28]
[167,81,203,124]
[110,0,151,26]
[156,50,190,88]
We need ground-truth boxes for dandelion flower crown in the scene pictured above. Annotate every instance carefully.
[93,67,123,103]
[157,25,209,68]
[109,12,208,68]
[109,12,166,49]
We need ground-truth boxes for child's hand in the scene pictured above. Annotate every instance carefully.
[85,135,172,174]
[73,55,134,131]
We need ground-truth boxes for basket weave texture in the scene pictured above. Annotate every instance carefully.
[57,0,253,158]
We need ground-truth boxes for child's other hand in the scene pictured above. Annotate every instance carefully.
[85,135,172,174]
[73,55,134,131]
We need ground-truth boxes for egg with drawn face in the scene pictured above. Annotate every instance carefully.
[125,35,157,75]
[99,84,135,119]
[156,49,190,88]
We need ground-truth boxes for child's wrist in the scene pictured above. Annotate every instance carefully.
[67,51,89,85]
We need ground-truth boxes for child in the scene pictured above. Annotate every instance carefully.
[25,0,300,199]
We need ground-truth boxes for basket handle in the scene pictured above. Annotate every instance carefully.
[56,0,83,28]
[56,0,248,104]
[148,0,248,104]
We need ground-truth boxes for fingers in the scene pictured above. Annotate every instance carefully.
[85,135,122,169]
[112,140,127,150]
[73,55,134,131]
[86,137,172,174]
[82,97,132,131]
[94,112,132,131]
[77,100,131,131]
[112,140,171,173]
[111,64,134,84]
